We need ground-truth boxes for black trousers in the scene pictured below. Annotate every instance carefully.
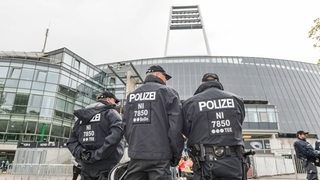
[73,165,81,180]
[193,156,243,180]
[80,169,110,180]
[124,159,172,180]
[304,160,318,180]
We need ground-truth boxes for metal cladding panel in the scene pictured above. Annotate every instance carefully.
[129,56,320,134]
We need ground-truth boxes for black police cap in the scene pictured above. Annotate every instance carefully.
[202,73,219,82]
[146,65,172,80]
[97,91,120,103]
[296,130,309,135]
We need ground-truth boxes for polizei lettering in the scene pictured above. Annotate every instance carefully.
[129,92,156,102]
[199,98,235,111]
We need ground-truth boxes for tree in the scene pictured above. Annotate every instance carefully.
[309,18,320,48]
[309,18,320,64]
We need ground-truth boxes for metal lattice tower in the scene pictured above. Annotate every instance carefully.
[164,5,211,56]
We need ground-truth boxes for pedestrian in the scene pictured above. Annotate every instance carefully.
[67,91,125,180]
[182,73,246,179]
[123,65,184,180]
[1,161,5,172]
[294,130,320,180]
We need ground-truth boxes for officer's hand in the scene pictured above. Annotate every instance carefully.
[80,150,92,163]
[170,157,180,167]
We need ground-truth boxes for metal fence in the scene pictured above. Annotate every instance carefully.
[4,148,315,179]
[249,148,307,178]
[12,164,73,176]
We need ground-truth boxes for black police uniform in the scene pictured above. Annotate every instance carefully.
[67,100,124,180]
[315,139,320,151]
[294,137,319,180]
[182,80,246,180]
[123,75,184,180]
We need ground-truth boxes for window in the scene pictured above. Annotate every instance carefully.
[247,108,258,122]
[36,71,47,82]
[109,77,116,85]
[267,108,277,122]
[27,95,43,114]
[74,59,80,70]
[12,93,30,114]
[63,53,73,66]
[41,96,55,109]
[5,80,19,88]
[45,83,57,92]
[0,120,8,132]
[26,121,37,134]
[55,98,66,112]
[20,69,34,80]
[70,79,78,89]
[32,82,45,90]
[59,75,69,86]
[0,67,9,78]
[10,68,21,78]
[64,127,71,138]
[47,72,59,84]
[80,63,87,74]
[65,101,74,114]
[8,120,24,133]
[3,93,15,106]
[18,80,32,89]
[51,124,63,137]
[259,112,268,122]
[40,109,53,118]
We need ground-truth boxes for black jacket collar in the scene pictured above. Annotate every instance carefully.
[194,81,224,95]
[298,138,306,141]
[144,75,165,85]
[97,100,116,109]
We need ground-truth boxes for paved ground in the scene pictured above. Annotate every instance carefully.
[0,173,311,180]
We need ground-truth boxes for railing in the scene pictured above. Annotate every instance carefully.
[12,164,73,176]
[4,148,314,179]
[250,148,307,179]
[243,121,278,130]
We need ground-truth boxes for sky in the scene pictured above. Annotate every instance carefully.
[1,0,320,65]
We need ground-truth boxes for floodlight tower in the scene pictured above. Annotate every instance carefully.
[164,5,211,56]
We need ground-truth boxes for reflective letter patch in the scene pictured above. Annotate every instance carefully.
[132,102,151,124]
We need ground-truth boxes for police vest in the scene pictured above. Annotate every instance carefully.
[78,110,110,150]
[186,95,244,147]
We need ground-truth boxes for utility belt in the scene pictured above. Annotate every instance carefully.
[204,145,243,158]
[188,144,245,170]
[204,145,244,161]
[188,144,244,167]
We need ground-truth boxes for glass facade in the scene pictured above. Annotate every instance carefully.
[109,56,320,134]
[0,48,109,143]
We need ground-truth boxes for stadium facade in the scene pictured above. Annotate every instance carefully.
[100,56,320,136]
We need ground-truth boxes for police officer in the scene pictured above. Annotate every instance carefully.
[182,73,246,180]
[67,91,124,180]
[315,135,320,151]
[123,65,184,180]
[294,130,320,180]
